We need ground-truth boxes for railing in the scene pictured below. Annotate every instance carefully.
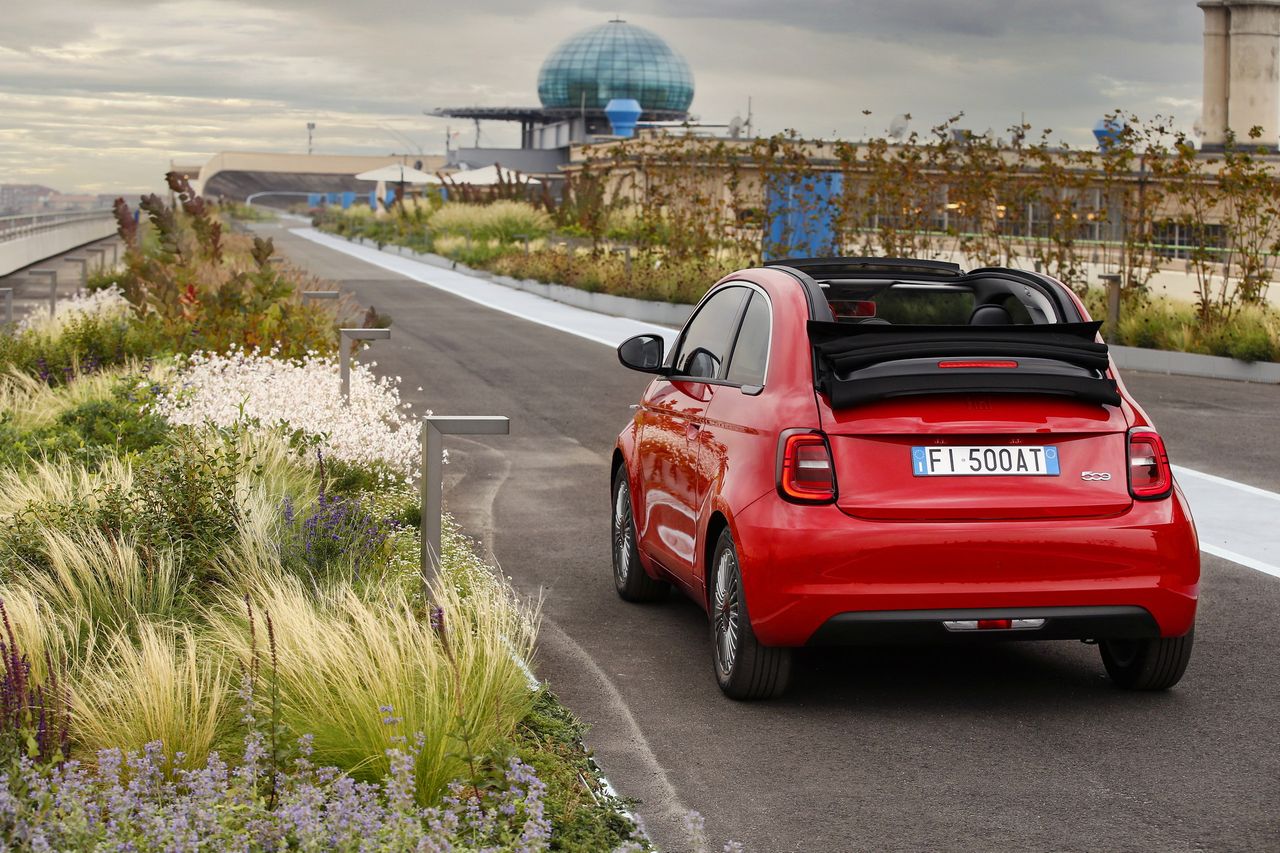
[0,209,115,243]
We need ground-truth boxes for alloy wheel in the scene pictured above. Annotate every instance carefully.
[713,549,741,677]
[613,479,633,585]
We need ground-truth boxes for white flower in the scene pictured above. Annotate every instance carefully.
[150,349,422,479]
[18,285,131,334]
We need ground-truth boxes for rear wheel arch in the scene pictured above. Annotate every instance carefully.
[703,511,730,608]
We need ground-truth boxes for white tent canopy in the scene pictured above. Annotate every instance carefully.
[354,163,441,184]
[442,164,542,186]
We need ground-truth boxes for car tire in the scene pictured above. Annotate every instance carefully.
[1099,628,1194,690]
[611,470,668,602]
[709,528,791,700]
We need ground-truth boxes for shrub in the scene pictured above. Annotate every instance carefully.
[0,313,168,386]
[430,201,552,242]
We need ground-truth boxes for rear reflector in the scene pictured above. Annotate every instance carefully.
[943,618,1047,632]
[937,360,1019,369]
[778,431,836,503]
[1127,428,1173,500]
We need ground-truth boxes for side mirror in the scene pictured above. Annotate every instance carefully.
[617,334,667,374]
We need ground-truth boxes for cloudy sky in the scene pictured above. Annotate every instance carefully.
[0,0,1206,194]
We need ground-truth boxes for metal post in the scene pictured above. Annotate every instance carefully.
[338,327,391,401]
[623,246,632,276]
[0,288,12,327]
[1100,273,1122,344]
[302,290,340,304]
[420,416,510,583]
[86,247,107,273]
[514,233,530,255]
[64,257,88,287]
[28,270,57,317]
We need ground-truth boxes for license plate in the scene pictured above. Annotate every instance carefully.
[911,445,1060,477]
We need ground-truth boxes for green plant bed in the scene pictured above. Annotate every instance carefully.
[1087,288,1280,362]
[516,689,647,852]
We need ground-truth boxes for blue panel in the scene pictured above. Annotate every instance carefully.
[307,194,322,207]
[765,172,842,260]
[341,191,355,209]
[369,191,377,208]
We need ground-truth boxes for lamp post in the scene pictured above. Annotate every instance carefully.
[27,270,57,317]
[1100,273,1122,344]
[419,415,510,583]
[64,257,88,287]
[338,327,390,401]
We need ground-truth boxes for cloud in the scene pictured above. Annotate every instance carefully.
[0,0,1207,193]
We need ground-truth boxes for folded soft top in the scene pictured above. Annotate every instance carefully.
[808,320,1120,408]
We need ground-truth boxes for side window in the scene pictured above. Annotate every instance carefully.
[673,287,747,379]
[725,292,771,386]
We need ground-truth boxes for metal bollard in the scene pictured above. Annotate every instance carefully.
[0,288,12,327]
[64,257,88,287]
[419,415,510,583]
[338,327,391,401]
[27,270,57,317]
[1100,273,1122,344]
[513,233,530,256]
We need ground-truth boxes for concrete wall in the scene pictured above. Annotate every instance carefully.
[0,215,117,277]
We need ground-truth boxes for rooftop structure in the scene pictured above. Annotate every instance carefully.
[1199,0,1280,150]
[432,19,695,173]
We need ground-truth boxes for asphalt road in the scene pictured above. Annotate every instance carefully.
[266,223,1280,853]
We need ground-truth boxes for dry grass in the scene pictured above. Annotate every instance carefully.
[17,528,191,641]
[71,621,233,768]
[209,568,538,802]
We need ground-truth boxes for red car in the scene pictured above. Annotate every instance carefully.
[612,257,1198,700]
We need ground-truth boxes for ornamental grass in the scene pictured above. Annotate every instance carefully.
[71,621,234,769]
[208,569,538,803]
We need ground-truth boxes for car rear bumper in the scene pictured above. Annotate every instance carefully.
[729,485,1200,647]
[806,605,1160,645]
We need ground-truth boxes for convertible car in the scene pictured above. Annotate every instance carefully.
[612,257,1198,699]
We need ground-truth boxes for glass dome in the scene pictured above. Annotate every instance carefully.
[537,20,694,115]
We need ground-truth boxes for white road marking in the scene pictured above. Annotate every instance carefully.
[292,228,677,348]
[299,228,1280,580]
[1173,466,1280,578]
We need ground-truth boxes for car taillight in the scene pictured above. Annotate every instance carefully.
[1128,428,1172,500]
[778,431,836,503]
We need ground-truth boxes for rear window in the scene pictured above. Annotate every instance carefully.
[826,284,975,325]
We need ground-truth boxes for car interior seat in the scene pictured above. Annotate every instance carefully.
[969,304,1013,325]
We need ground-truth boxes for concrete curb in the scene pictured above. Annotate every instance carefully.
[349,236,693,328]
[1110,344,1280,384]
[345,235,1280,383]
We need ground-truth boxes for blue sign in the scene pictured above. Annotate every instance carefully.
[765,172,842,260]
